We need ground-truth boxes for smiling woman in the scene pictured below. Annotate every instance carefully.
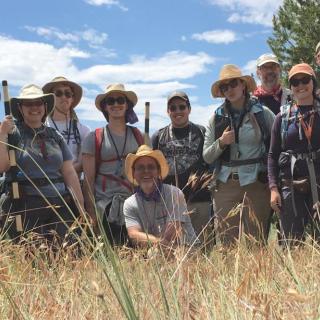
[0,84,84,246]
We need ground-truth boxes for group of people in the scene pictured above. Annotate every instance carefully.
[1,43,320,250]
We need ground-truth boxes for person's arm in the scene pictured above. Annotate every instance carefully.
[73,123,91,174]
[61,160,84,210]
[0,116,15,173]
[202,114,231,164]
[268,114,283,213]
[151,130,159,150]
[127,225,161,247]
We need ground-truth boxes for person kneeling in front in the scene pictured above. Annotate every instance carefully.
[123,145,198,248]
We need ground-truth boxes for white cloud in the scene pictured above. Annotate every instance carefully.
[0,35,216,131]
[84,0,128,11]
[192,29,238,44]
[25,26,108,48]
[207,0,282,26]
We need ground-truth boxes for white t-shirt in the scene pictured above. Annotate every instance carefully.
[47,117,90,162]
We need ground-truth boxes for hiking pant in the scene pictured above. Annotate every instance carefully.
[214,179,271,245]
[279,186,320,243]
[188,201,214,245]
[1,194,78,245]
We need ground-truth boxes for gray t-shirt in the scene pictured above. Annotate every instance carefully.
[123,184,198,245]
[82,125,141,216]
[13,123,72,197]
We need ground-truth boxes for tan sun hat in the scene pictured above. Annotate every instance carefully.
[42,76,82,108]
[125,145,169,185]
[95,83,138,110]
[256,53,280,67]
[211,64,257,98]
[10,84,55,120]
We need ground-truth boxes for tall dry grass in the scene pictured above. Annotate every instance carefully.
[0,234,319,320]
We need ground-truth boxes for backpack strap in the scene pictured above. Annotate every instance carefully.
[131,126,144,146]
[280,103,292,150]
[94,127,104,176]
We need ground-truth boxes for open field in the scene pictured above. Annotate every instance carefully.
[0,235,319,320]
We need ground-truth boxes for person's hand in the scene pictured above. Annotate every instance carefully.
[270,187,282,213]
[0,115,15,136]
[219,126,235,148]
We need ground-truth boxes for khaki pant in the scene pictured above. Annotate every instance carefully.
[214,179,271,245]
[188,201,213,245]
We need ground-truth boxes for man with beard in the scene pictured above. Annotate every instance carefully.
[151,91,212,244]
[254,53,291,115]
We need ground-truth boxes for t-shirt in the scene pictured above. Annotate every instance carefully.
[11,122,72,197]
[151,122,211,202]
[82,125,141,214]
[124,184,198,245]
[47,118,90,162]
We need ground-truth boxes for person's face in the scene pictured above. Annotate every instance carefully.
[53,85,74,114]
[257,62,281,89]
[315,51,320,66]
[167,97,190,128]
[133,156,160,188]
[19,99,45,127]
[219,78,246,105]
[103,93,128,121]
[290,73,313,102]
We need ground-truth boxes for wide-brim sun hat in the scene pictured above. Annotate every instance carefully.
[42,76,82,108]
[125,145,169,185]
[211,64,257,98]
[10,84,55,120]
[288,63,316,80]
[95,83,138,111]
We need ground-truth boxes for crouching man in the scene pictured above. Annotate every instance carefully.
[123,145,198,248]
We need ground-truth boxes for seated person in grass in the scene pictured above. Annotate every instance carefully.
[123,145,198,248]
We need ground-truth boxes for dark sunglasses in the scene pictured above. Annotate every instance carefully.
[105,96,126,106]
[54,90,74,98]
[21,100,44,107]
[134,164,158,172]
[290,75,312,87]
[168,104,188,112]
[219,79,239,93]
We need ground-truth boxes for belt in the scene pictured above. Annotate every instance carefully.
[228,172,239,181]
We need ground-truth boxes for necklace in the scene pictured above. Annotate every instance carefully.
[106,125,128,176]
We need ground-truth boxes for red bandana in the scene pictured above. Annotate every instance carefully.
[254,84,282,102]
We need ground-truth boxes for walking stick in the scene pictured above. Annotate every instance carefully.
[144,101,151,146]
[2,80,22,231]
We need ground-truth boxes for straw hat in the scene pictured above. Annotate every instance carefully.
[211,64,257,98]
[95,83,138,110]
[10,84,55,120]
[42,76,82,108]
[288,63,316,80]
[125,145,169,185]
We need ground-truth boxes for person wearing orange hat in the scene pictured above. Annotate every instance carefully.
[82,83,143,245]
[268,63,320,244]
[123,145,198,248]
[203,64,275,245]
[43,77,90,175]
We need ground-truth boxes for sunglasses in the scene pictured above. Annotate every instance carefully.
[134,164,158,172]
[105,96,126,106]
[54,90,74,98]
[219,79,239,93]
[168,104,188,112]
[21,100,44,107]
[290,76,312,87]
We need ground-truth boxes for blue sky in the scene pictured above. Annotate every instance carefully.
[0,0,281,132]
